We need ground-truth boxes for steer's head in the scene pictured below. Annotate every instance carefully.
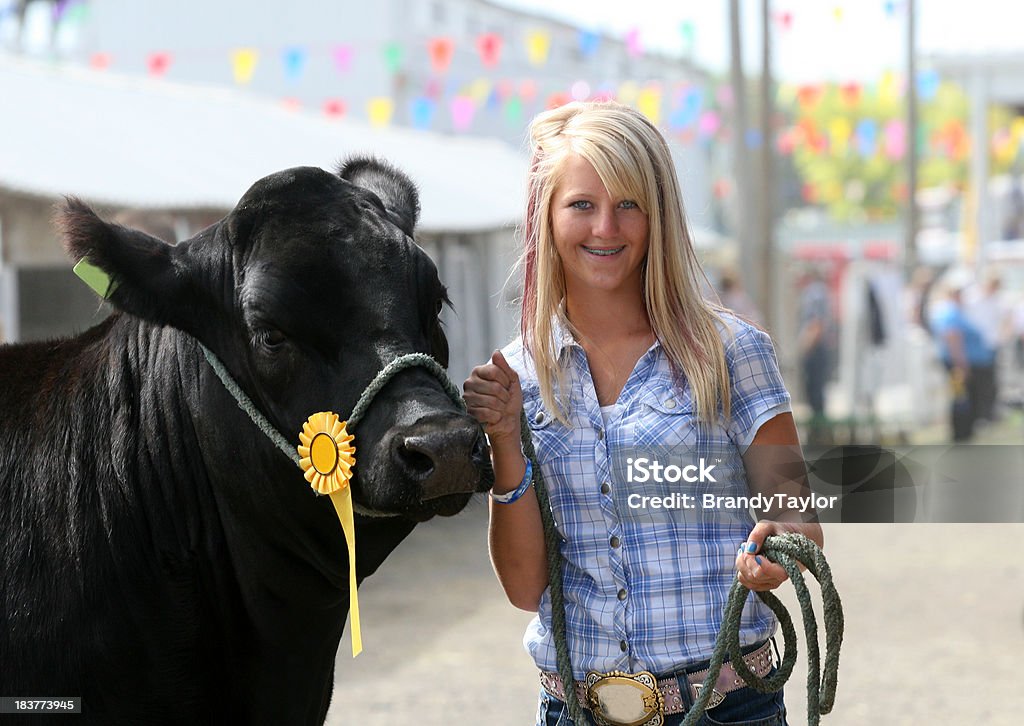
[59,158,492,522]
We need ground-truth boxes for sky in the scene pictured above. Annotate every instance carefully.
[491,0,1024,82]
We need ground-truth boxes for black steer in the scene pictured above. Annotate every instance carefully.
[0,158,492,724]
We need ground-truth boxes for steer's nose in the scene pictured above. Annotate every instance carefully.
[391,413,491,499]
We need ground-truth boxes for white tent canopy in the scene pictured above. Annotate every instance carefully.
[0,55,528,233]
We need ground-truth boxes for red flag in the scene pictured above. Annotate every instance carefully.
[147,51,172,77]
[323,99,347,118]
[476,33,502,68]
[428,37,454,73]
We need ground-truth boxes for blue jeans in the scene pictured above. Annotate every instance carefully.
[536,672,787,726]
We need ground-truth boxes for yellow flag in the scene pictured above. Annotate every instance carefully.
[878,70,898,104]
[368,97,394,127]
[829,117,852,156]
[469,78,491,104]
[231,48,259,85]
[637,87,662,125]
[1011,117,1024,143]
[618,80,639,106]
[526,30,551,66]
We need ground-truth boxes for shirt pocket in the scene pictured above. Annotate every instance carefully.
[634,387,699,450]
[522,393,574,465]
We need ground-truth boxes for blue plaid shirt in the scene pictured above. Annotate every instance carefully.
[503,313,791,678]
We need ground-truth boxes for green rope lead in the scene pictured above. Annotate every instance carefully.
[199,342,467,520]
[680,532,844,726]
[199,342,462,460]
[523,412,844,726]
[522,411,591,726]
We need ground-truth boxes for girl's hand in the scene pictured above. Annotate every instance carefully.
[463,350,523,451]
[735,521,791,591]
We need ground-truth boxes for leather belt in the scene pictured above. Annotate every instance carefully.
[539,639,774,721]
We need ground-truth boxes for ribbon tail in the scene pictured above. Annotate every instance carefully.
[329,488,362,657]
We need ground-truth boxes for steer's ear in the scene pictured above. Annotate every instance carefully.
[58,197,199,330]
[337,156,420,237]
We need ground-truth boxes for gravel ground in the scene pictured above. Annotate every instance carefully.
[327,505,1024,725]
[327,407,1024,725]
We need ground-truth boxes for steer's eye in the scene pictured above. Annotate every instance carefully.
[255,328,287,351]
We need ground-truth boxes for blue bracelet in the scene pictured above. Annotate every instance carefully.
[490,458,533,504]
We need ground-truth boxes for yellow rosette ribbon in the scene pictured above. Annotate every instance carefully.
[297,412,362,657]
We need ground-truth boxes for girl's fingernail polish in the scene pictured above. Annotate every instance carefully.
[746,542,758,554]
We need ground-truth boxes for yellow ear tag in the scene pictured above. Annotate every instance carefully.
[298,412,362,657]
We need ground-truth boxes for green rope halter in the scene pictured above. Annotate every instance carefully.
[522,410,844,726]
[197,342,464,515]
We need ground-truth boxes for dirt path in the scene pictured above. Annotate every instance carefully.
[327,503,1024,725]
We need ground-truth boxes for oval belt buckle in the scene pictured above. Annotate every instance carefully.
[584,670,665,726]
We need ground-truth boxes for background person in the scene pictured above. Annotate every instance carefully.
[796,268,835,444]
[464,101,822,726]
[929,271,993,441]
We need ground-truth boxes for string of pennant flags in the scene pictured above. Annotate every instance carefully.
[6,0,1024,181]
[71,37,1021,168]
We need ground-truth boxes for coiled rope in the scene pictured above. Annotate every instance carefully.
[522,411,844,726]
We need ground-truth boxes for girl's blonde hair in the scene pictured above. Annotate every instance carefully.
[520,101,731,424]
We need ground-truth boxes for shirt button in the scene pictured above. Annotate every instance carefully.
[596,428,604,441]
[617,588,627,601]
[619,640,628,652]
[534,411,545,424]
[610,536,620,548]
[664,398,677,409]
[600,482,611,495]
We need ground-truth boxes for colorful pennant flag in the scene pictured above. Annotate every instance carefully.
[697,111,721,139]
[504,96,524,125]
[519,79,537,102]
[468,78,491,103]
[884,119,906,159]
[428,37,454,74]
[282,46,307,82]
[829,117,852,156]
[546,92,570,110]
[916,69,939,100]
[476,33,502,68]
[840,82,860,106]
[680,21,695,50]
[383,42,403,74]
[147,51,172,77]
[89,52,111,70]
[368,97,394,127]
[411,97,435,129]
[637,87,662,124]
[332,45,354,74]
[625,28,642,58]
[323,99,347,118]
[451,96,476,131]
[230,48,259,85]
[578,29,600,57]
[526,30,551,66]
[855,119,877,156]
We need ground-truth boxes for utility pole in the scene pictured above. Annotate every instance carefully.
[758,0,776,332]
[729,0,757,311]
[904,0,919,277]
